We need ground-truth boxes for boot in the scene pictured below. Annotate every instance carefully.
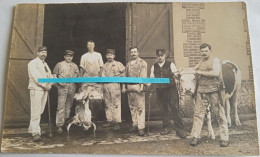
[57,127,63,134]
[190,137,200,146]
[220,140,229,147]
[138,129,145,136]
[160,127,172,135]
[32,134,41,142]
[114,123,120,131]
[129,125,138,132]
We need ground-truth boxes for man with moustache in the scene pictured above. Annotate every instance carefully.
[101,49,125,131]
[149,49,186,138]
[190,43,229,147]
[122,47,147,136]
[27,46,53,142]
[53,50,79,133]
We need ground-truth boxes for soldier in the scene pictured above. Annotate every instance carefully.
[28,46,53,142]
[122,47,147,136]
[190,43,229,147]
[53,50,79,133]
[149,49,186,138]
[101,49,125,130]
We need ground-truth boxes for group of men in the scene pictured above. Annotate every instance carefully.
[28,41,229,147]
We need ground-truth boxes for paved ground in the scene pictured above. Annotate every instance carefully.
[1,119,259,155]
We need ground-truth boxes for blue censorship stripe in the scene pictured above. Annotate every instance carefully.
[38,77,169,84]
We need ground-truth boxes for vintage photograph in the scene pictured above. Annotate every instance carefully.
[0,2,259,155]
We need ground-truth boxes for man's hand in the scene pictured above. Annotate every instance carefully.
[122,88,126,93]
[138,84,144,93]
[44,84,52,91]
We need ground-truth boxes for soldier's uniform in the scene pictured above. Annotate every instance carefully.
[102,49,125,129]
[125,57,147,133]
[53,50,79,129]
[150,49,185,137]
[191,57,229,143]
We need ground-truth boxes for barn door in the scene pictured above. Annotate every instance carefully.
[127,3,174,120]
[4,4,45,126]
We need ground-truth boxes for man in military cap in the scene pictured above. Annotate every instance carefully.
[101,49,125,130]
[149,49,186,138]
[53,50,79,133]
[122,47,147,136]
[28,46,53,142]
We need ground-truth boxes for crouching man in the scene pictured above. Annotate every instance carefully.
[53,50,79,133]
[28,46,53,142]
[102,49,125,130]
[149,49,186,138]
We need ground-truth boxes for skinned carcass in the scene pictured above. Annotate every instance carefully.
[67,83,103,135]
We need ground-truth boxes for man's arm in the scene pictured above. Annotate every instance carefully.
[28,61,47,89]
[196,58,221,77]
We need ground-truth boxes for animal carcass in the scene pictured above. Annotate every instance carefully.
[67,83,103,134]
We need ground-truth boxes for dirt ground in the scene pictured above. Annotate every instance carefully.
[1,119,259,156]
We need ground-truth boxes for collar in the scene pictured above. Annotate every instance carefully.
[158,60,166,67]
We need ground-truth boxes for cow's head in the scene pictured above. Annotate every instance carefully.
[179,68,197,95]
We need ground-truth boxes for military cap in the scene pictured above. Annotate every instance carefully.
[156,49,166,56]
[38,46,47,52]
[106,49,115,55]
[64,50,74,56]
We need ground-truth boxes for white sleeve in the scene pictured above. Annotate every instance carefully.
[150,65,155,78]
[170,63,178,73]
[98,53,104,67]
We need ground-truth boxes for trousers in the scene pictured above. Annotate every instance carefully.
[28,89,48,136]
[127,84,145,130]
[103,83,121,123]
[56,83,76,127]
[191,92,229,141]
[156,86,184,129]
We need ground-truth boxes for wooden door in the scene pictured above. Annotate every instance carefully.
[3,4,45,126]
[127,3,174,120]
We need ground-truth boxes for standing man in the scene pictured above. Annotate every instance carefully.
[122,47,147,136]
[28,46,53,142]
[190,43,229,147]
[102,49,125,131]
[149,49,186,138]
[79,40,104,77]
[53,50,79,133]
[79,40,104,121]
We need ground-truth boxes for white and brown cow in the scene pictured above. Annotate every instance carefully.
[179,60,241,137]
[67,83,103,135]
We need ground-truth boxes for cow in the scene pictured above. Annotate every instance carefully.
[66,83,103,135]
[178,60,241,138]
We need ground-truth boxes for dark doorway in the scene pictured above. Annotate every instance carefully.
[42,3,130,124]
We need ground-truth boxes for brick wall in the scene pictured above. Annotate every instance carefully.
[242,3,254,82]
[182,3,205,67]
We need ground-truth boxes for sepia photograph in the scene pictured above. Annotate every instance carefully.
[0,1,259,156]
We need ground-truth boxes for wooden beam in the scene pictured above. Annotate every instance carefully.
[8,79,30,115]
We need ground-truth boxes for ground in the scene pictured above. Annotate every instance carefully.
[1,119,259,155]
